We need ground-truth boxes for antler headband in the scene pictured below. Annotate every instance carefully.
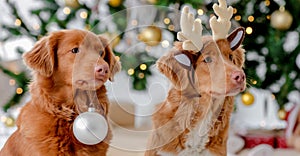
[177,6,203,52]
[177,0,234,52]
[210,0,234,41]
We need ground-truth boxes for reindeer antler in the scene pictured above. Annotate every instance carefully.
[177,6,203,52]
[210,0,233,41]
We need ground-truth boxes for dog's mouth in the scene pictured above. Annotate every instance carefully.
[226,86,245,96]
[208,85,246,97]
[74,77,107,90]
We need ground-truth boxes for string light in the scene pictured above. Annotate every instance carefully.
[164,18,170,24]
[1,116,7,123]
[161,40,169,48]
[197,9,204,15]
[127,68,134,75]
[138,73,145,79]
[33,24,40,30]
[246,27,253,34]
[9,79,16,86]
[115,56,120,61]
[234,15,241,21]
[140,64,147,70]
[63,7,71,15]
[266,15,271,20]
[131,20,138,26]
[251,79,257,85]
[271,94,276,100]
[265,0,270,6]
[16,88,23,94]
[260,120,266,127]
[5,117,15,127]
[14,19,22,26]
[168,25,175,31]
[80,11,88,19]
[248,15,254,22]
[233,8,237,14]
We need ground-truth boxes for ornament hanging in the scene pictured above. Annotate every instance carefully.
[277,108,287,120]
[64,0,80,9]
[138,26,162,46]
[270,6,293,30]
[73,107,108,145]
[108,0,122,7]
[241,91,255,106]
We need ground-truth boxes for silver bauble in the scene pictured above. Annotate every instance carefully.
[73,111,108,145]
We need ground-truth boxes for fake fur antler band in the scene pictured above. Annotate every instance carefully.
[210,0,234,41]
[177,6,203,52]
[177,0,234,52]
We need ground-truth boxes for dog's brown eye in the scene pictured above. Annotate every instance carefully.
[71,48,79,54]
[229,54,233,61]
[204,57,212,63]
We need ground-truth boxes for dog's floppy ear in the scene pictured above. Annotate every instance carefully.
[157,49,189,90]
[23,32,62,77]
[227,27,245,51]
[98,35,121,81]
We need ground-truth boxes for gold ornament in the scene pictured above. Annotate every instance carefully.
[4,116,15,127]
[270,6,293,30]
[64,0,80,9]
[278,109,287,120]
[138,26,162,46]
[108,0,122,7]
[241,92,255,106]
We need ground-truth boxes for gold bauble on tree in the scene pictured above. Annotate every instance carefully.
[278,109,287,120]
[241,91,255,106]
[108,0,122,7]
[270,6,293,30]
[138,26,162,46]
[65,0,80,9]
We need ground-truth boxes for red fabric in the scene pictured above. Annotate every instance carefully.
[275,135,288,148]
[242,134,275,148]
[241,131,288,149]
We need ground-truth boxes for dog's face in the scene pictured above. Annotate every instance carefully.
[23,29,120,91]
[158,28,246,97]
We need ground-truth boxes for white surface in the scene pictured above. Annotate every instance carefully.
[106,68,170,128]
[234,88,286,130]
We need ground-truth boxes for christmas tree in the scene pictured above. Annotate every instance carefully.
[0,0,299,117]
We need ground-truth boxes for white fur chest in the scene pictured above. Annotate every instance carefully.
[157,110,214,156]
[178,111,214,156]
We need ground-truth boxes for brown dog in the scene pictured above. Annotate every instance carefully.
[145,2,246,156]
[0,29,120,156]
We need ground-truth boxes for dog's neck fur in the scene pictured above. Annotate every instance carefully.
[156,87,230,155]
[29,74,108,118]
[168,87,225,129]
[14,74,111,155]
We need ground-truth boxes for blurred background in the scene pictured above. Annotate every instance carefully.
[0,0,300,155]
